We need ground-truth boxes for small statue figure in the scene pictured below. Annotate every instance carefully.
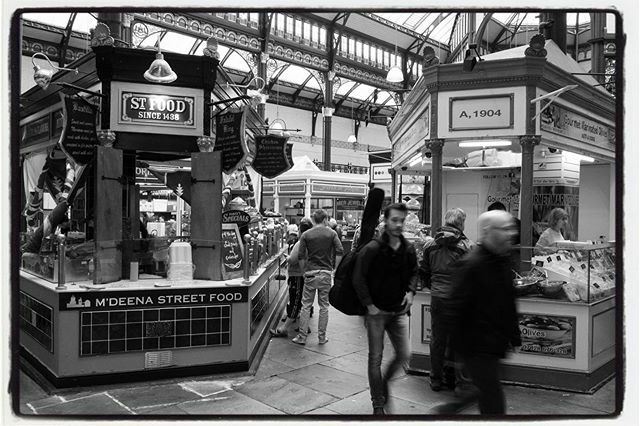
[202,37,220,60]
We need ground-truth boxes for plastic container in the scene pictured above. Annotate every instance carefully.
[167,241,195,280]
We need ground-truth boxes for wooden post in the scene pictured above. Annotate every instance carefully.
[427,139,444,236]
[190,151,223,280]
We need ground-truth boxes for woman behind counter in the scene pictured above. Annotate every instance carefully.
[535,208,569,253]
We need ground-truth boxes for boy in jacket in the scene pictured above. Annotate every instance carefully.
[353,203,418,415]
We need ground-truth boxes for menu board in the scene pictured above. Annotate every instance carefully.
[215,108,249,174]
[59,94,99,165]
[221,223,244,280]
[251,134,291,179]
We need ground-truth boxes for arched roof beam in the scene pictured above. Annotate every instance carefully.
[58,12,77,67]
[506,14,529,46]
[473,13,494,46]
[266,64,290,91]
[334,83,361,110]
[291,74,314,104]
[489,13,518,50]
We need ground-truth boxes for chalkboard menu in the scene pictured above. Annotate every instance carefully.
[59,95,99,165]
[252,134,292,179]
[215,108,249,174]
[286,143,293,165]
[221,223,244,280]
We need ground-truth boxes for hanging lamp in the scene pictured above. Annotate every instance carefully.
[143,33,177,83]
[386,28,403,83]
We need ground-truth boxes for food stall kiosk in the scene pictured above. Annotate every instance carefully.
[388,36,617,393]
[19,26,291,387]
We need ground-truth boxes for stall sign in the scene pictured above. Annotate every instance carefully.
[215,108,249,174]
[540,101,615,149]
[277,181,306,194]
[515,313,576,359]
[59,95,99,165]
[370,163,392,183]
[481,170,521,215]
[449,94,514,131]
[286,143,293,166]
[421,304,432,344]
[222,210,251,226]
[392,113,429,165]
[312,182,367,196]
[51,109,64,138]
[221,223,244,279]
[21,115,50,145]
[336,198,365,210]
[120,91,195,127]
[252,134,292,179]
[59,286,248,311]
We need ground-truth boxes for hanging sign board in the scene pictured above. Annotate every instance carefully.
[58,94,99,165]
[121,92,195,127]
[221,223,244,280]
[215,108,249,174]
[449,94,514,131]
[222,210,251,227]
[286,143,294,166]
[251,134,292,179]
[540,100,615,150]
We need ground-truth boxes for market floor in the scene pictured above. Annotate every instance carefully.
[16,305,617,417]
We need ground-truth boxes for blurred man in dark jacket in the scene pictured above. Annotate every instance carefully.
[419,208,472,392]
[353,203,418,415]
[435,210,521,415]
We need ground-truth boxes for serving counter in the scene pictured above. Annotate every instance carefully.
[20,250,288,387]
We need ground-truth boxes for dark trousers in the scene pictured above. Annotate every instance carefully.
[286,275,304,319]
[464,353,505,414]
[429,297,454,383]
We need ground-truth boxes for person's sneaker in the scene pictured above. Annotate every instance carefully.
[291,335,306,345]
[430,378,443,392]
[318,335,328,345]
[373,407,385,415]
[295,327,311,334]
[269,329,288,337]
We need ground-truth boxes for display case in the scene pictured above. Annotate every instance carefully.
[523,242,616,303]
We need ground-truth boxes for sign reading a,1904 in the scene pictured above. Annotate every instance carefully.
[449,94,514,131]
[121,92,195,127]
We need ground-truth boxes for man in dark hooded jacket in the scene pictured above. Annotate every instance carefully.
[419,208,473,391]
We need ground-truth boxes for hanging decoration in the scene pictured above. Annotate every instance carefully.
[251,134,292,179]
[214,106,249,174]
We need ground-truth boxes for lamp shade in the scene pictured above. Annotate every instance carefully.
[347,134,357,143]
[386,65,403,83]
[33,66,54,90]
[144,52,177,83]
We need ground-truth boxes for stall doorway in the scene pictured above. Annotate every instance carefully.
[446,193,479,243]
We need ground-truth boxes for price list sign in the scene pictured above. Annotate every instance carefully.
[215,108,249,174]
[251,134,292,179]
[59,95,99,165]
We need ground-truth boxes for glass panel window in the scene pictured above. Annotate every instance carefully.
[286,15,294,35]
[311,24,319,43]
[377,48,383,65]
[363,43,369,60]
[295,18,303,36]
[238,12,248,21]
[277,13,285,32]
[319,26,327,45]
[304,21,311,40]
[348,38,355,54]
[249,13,259,23]
[356,40,363,58]
[341,35,348,53]
[384,51,390,67]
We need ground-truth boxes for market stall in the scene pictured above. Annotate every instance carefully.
[388,36,616,392]
[19,26,292,387]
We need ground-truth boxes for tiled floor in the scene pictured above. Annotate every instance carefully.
[16,304,617,417]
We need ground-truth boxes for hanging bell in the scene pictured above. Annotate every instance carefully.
[143,52,177,83]
[33,65,54,90]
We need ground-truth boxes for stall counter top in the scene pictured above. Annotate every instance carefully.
[416,288,614,307]
[20,252,286,293]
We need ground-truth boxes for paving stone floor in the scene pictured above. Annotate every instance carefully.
[16,304,617,418]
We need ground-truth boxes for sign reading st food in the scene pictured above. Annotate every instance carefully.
[121,92,195,127]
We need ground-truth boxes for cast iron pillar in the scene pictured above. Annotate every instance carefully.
[257,13,271,121]
[322,71,334,172]
[427,139,444,236]
[589,13,607,85]
[539,12,567,53]
[519,135,541,272]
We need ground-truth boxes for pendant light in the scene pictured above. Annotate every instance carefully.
[32,52,78,90]
[386,28,403,83]
[347,101,357,143]
[143,33,177,84]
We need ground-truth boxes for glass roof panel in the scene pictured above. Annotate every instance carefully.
[414,13,443,34]
[566,13,591,26]
[222,49,251,72]
[71,13,98,34]
[335,81,356,96]
[427,13,457,44]
[160,32,197,54]
[349,83,376,101]
[22,13,71,28]
[279,65,311,85]
[305,76,321,90]
[492,13,539,27]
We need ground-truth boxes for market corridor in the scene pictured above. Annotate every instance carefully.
[18,305,616,417]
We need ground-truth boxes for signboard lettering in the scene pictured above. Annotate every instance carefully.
[371,163,392,182]
[336,198,365,210]
[449,94,514,131]
[120,91,195,127]
[21,115,50,145]
[60,286,248,311]
[540,101,615,149]
[277,182,306,194]
[215,108,249,173]
[252,134,292,179]
[516,313,576,359]
[312,182,367,196]
[59,95,99,165]
[421,304,432,344]
[221,210,251,226]
[221,223,244,279]
[392,113,429,164]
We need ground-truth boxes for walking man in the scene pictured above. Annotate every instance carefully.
[438,210,521,415]
[292,209,343,345]
[419,208,472,392]
[353,203,418,415]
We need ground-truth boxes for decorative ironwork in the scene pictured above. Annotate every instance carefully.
[22,37,88,64]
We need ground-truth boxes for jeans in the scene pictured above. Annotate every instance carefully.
[365,312,410,409]
[298,270,332,339]
[286,275,304,319]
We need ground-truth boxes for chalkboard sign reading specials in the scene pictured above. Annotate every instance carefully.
[215,108,249,174]
[252,134,292,179]
[221,223,244,280]
[59,95,99,165]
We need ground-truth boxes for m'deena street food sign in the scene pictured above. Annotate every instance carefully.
[120,92,195,128]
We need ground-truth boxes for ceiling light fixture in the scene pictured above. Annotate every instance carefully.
[458,140,512,148]
[143,32,178,84]
[386,28,404,83]
[32,52,78,90]
[563,151,595,163]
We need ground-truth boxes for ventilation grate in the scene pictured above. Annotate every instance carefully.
[145,351,173,369]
